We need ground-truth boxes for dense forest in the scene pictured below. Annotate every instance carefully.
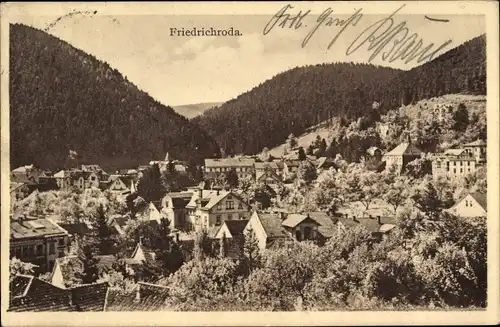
[193,35,486,155]
[10,24,220,171]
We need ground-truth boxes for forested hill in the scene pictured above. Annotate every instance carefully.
[193,35,486,155]
[10,24,220,170]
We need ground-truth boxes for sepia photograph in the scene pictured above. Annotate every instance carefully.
[1,1,499,326]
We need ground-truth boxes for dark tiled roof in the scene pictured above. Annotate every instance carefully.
[337,216,397,234]
[224,220,249,236]
[257,213,288,239]
[57,222,92,237]
[96,255,116,270]
[10,275,32,297]
[105,283,169,311]
[470,192,487,210]
[10,218,68,239]
[71,283,109,312]
[308,212,337,238]
[8,275,74,312]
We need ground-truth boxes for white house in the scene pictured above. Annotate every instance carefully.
[448,192,487,218]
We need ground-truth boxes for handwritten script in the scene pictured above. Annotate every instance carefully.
[263,4,453,65]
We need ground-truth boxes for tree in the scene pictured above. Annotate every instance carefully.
[91,204,115,255]
[452,103,469,132]
[241,228,261,275]
[162,161,181,192]
[357,170,382,210]
[382,175,411,213]
[219,232,228,258]
[76,236,100,284]
[137,164,165,202]
[258,147,271,162]
[297,161,317,185]
[411,181,451,214]
[226,168,239,190]
[405,157,432,178]
[10,258,36,280]
[298,147,307,161]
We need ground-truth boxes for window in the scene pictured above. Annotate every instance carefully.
[453,168,456,174]
[238,203,243,210]
[226,201,234,210]
[36,244,43,256]
[460,168,463,173]
[22,246,29,257]
[58,239,64,246]
[58,250,65,257]
[228,214,233,220]
[217,203,222,211]
[216,215,221,225]
[15,248,22,258]
[49,243,55,255]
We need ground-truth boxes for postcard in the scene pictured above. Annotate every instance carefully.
[1,1,499,326]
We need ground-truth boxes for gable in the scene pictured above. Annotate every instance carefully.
[215,223,232,239]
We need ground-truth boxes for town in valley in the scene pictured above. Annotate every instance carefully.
[7,17,488,312]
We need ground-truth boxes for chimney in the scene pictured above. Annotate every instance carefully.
[377,216,382,225]
[217,189,220,196]
[353,216,358,223]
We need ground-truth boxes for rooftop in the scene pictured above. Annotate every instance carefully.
[205,157,255,168]
[105,282,169,311]
[281,213,321,228]
[463,139,486,147]
[223,219,249,236]
[10,217,69,239]
[385,142,423,156]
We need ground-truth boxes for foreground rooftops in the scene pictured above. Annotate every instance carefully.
[10,216,68,239]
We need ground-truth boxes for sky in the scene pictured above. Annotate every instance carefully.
[12,11,485,106]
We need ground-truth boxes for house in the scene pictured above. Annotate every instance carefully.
[185,188,251,230]
[305,212,337,241]
[50,255,116,289]
[53,170,72,188]
[54,168,108,190]
[10,215,70,273]
[463,139,486,163]
[383,136,423,172]
[254,161,283,180]
[105,282,169,311]
[448,192,487,218]
[335,214,397,241]
[8,274,109,312]
[161,191,194,230]
[124,241,156,273]
[11,165,56,193]
[107,174,137,195]
[245,211,290,251]
[136,202,163,222]
[204,157,255,180]
[431,152,478,179]
[256,169,282,189]
[213,220,249,260]
[281,213,322,242]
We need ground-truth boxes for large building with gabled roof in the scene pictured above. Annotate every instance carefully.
[383,136,423,172]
